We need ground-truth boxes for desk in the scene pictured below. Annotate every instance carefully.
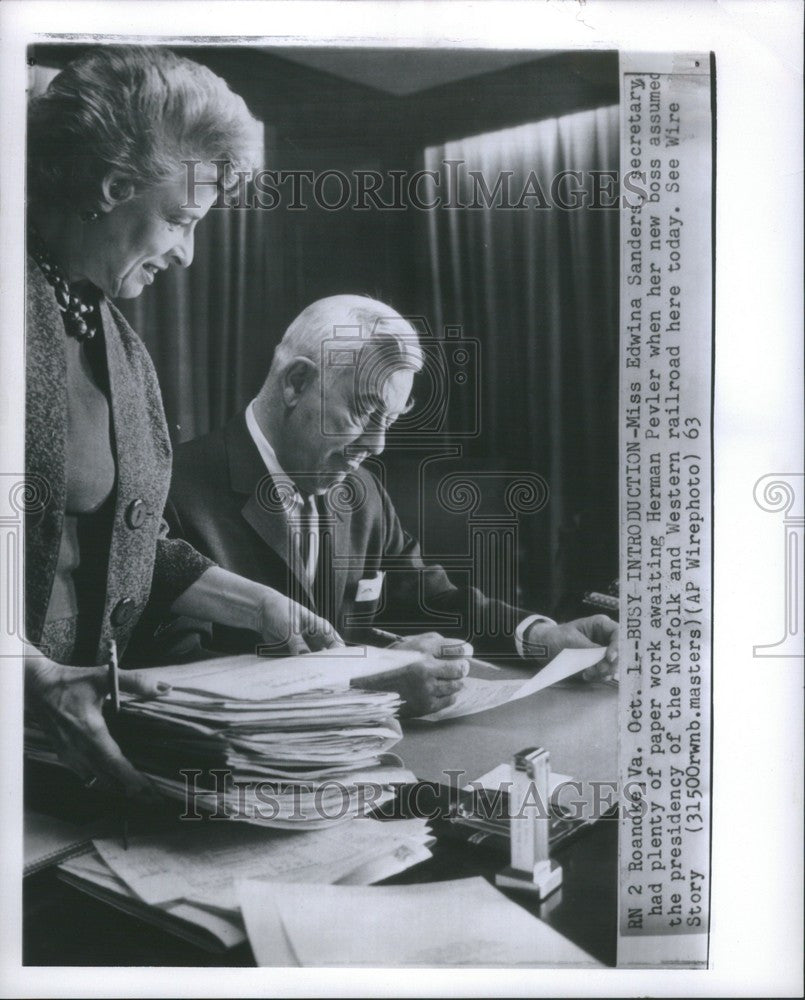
[23,670,619,967]
[396,663,619,965]
[400,666,618,787]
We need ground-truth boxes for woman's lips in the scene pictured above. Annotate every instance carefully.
[141,263,163,284]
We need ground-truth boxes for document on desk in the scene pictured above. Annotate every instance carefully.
[238,875,601,967]
[23,809,107,876]
[140,646,422,701]
[419,646,609,722]
[93,816,433,912]
[59,851,247,951]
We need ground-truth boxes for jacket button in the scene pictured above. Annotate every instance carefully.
[111,598,136,626]
[125,499,147,529]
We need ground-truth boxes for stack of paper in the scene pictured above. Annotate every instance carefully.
[237,875,602,967]
[116,649,422,827]
[29,647,424,829]
[58,816,434,953]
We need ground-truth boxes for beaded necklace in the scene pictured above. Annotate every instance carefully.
[28,227,99,341]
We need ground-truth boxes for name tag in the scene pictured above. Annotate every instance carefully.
[355,572,384,603]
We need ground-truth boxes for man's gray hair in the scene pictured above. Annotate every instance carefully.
[271,295,424,377]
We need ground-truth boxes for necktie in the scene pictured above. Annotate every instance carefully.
[296,493,319,586]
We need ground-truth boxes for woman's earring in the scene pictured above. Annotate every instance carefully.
[80,208,100,223]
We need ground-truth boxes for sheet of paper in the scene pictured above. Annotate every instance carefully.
[59,851,246,949]
[237,886,297,966]
[93,817,428,910]
[132,646,422,702]
[239,876,601,967]
[24,809,104,875]
[334,840,433,886]
[420,646,607,722]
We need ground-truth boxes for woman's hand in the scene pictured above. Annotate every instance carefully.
[171,567,343,655]
[25,654,167,797]
[256,589,343,655]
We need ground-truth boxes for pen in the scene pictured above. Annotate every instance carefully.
[367,627,501,671]
[107,637,120,713]
[106,640,128,850]
[368,627,404,646]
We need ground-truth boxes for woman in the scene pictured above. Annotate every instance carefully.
[24,46,338,797]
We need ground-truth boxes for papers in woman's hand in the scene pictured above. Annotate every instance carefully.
[237,876,602,967]
[111,648,420,828]
[138,646,422,701]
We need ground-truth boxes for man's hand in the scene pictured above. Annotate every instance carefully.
[360,632,471,717]
[523,614,618,682]
[25,655,168,797]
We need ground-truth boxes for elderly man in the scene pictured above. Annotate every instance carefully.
[151,295,617,715]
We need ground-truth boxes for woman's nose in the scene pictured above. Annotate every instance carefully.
[171,228,195,268]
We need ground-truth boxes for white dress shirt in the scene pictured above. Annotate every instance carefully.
[245,400,319,585]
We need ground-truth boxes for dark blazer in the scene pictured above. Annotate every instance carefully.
[145,412,530,659]
[25,261,213,663]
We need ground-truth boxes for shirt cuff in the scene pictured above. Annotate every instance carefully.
[514,613,557,657]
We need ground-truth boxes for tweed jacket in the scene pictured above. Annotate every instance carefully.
[25,261,214,663]
[139,411,531,661]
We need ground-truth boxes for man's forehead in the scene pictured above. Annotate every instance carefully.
[333,363,413,409]
[322,332,416,365]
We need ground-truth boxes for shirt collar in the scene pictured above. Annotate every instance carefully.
[245,399,302,507]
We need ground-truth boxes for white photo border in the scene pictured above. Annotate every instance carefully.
[1,2,802,997]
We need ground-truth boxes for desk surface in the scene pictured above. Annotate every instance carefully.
[400,668,618,787]
[23,670,619,968]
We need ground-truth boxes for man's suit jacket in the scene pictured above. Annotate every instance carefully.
[141,412,530,659]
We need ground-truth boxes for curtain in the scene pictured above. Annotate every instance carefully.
[118,127,276,446]
[423,106,620,612]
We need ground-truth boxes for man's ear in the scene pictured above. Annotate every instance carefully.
[98,171,137,213]
[281,357,318,408]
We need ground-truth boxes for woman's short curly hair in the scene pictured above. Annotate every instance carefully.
[27,45,263,210]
